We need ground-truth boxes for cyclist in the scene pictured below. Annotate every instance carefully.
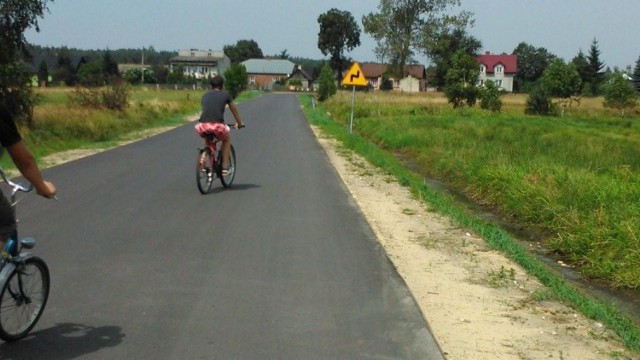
[195,75,245,175]
[0,105,57,250]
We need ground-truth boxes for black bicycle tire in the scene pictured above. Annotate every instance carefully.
[219,145,236,188]
[0,257,50,342]
[196,148,215,194]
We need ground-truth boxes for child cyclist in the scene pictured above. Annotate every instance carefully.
[195,75,245,175]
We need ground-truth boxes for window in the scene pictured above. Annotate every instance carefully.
[479,65,486,73]
[495,65,504,74]
[495,79,503,87]
[249,76,255,84]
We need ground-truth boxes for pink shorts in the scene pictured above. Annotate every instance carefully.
[195,122,230,141]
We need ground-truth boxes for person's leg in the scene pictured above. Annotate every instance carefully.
[0,195,16,251]
[221,136,232,170]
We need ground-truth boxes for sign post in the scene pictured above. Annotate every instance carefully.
[341,62,368,134]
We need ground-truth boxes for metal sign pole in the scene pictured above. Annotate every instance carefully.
[349,85,355,134]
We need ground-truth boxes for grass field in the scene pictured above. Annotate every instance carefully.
[301,91,640,352]
[323,91,640,290]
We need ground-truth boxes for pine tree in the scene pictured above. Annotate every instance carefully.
[587,38,605,95]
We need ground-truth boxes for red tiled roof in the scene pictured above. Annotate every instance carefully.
[477,52,517,74]
[360,63,425,79]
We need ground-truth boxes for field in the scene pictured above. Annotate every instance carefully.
[303,90,640,352]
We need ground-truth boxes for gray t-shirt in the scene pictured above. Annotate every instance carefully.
[199,90,233,123]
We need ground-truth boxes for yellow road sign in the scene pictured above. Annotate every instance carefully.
[342,62,368,87]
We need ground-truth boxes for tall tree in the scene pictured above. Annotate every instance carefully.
[424,27,481,88]
[540,58,581,115]
[317,8,360,79]
[363,0,472,78]
[633,55,640,93]
[571,49,591,95]
[102,50,120,81]
[223,40,263,65]
[512,42,556,92]
[444,49,479,108]
[586,38,605,95]
[0,0,51,124]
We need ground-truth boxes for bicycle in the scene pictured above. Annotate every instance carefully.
[0,168,50,342]
[196,123,244,194]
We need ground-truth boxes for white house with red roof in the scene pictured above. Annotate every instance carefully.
[477,52,517,92]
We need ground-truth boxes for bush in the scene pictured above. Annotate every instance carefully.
[525,85,557,116]
[68,81,130,111]
[317,63,337,101]
[479,80,502,112]
[223,64,248,99]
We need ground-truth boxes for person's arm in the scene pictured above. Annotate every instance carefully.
[228,101,245,128]
[6,141,56,198]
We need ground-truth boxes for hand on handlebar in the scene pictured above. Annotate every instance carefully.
[233,122,245,129]
[36,181,57,199]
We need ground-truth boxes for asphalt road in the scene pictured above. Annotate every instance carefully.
[0,94,444,359]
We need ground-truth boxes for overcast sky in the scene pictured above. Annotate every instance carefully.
[24,0,640,70]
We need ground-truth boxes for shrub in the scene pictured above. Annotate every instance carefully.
[68,81,130,111]
[317,63,337,102]
[224,64,248,99]
[525,85,557,116]
[479,80,502,112]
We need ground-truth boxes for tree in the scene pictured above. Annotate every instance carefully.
[0,0,51,126]
[602,72,638,115]
[540,58,581,115]
[363,0,472,78]
[512,42,556,92]
[525,84,557,116]
[632,55,640,93]
[479,80,502,112]
[444,49,479,108]
[571,49,591,95]
[586,38,605,95]
[53,50,76,86]
[77,60,104,86]
[317,8,361,79]
[37,59,48,85]
[223,64,248,99]
[102,50,120,82]
[424,27,481,89]
[317,62,337,102]
[223,40,263,65]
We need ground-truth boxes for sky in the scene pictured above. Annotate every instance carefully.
[24,0,640,70]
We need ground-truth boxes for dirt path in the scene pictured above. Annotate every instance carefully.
[39,118,637,359]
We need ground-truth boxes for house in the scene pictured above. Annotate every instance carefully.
[360,63,427,92]
[241,58,296,90]
[287,65,317,91]
[169,49,230,79]
[477,52,517,92]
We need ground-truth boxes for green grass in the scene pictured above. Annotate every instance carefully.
[1,87,263,169]
[299,93,640,353]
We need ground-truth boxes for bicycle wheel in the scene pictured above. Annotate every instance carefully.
[196,148,215,194]
[219,145,236,188]
[0,257,50,342]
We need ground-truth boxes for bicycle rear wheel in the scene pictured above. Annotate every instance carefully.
[0,257,50,342]
[219,145,236,188]
[196,148,215,194]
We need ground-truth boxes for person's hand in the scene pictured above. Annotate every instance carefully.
[234,122,245,129]
[37,181,57,199]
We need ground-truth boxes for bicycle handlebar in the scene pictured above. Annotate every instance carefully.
[0,168,33,194]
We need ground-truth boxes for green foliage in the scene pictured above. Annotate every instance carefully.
[424,28,482,89]
[125,68,156,85]
[317,8,361,77]
[512,42,556,92]
[380,75,393,91]
[223,64,248,99]
[223,40,263,65]
[633,55,640,93]
[444,49,479,108]
[479,80,502,112]
[317,63,336,101]
[541,58,582,100]
[587,38,605,95]
[525,85,557,116]
[602,72,638,115]
[363,0,473,79]
[0,0,50,126]
[37,59,48,84]
[77,61,105,86]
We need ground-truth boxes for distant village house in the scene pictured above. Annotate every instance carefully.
[169,49,230,79]
[360,63,427,93]
[477,51,517,92]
